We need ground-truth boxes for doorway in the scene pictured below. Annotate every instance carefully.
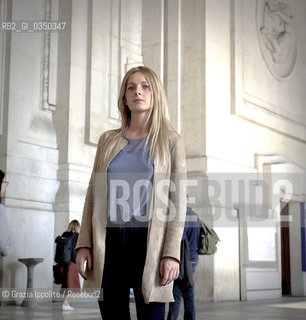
[281,202,291,295]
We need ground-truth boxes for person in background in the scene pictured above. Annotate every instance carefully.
[60,220,81,311]
[167,207,202,320]
[76,66,187,320]
[0,169,12,257]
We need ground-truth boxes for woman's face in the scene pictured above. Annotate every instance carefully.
[125,72,152,116]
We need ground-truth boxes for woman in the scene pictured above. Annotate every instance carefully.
[60,219,81,311]
[76,66,187,319]
[0,169,12,257]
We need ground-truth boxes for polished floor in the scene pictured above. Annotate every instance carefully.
[1,297,306,319]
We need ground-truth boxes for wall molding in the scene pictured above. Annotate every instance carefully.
[0,0,8,135]
[40,0,58,112]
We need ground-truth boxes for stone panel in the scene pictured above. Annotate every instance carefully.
[142,0,164,79]
[232,0,306,142]
[181,0,206,159]
[164,0,181,132]
[87,0,142,145]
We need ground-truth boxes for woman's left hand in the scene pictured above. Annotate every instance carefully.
[159,257,179,286]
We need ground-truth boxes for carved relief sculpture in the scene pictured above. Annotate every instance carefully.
[257,0,297,79]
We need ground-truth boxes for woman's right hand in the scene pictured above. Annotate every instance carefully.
[76,247,93,280]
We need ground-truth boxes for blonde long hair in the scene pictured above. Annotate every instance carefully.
[66,220,80,233]
[103,66,173,165]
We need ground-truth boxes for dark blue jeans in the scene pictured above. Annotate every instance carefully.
[167,256,199,320]
[98,226,165,320]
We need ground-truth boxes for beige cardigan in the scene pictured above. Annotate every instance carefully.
[76,129,187,303]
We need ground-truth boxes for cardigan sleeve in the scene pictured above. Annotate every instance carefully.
[162,132,187,261]
[76,132,107,250]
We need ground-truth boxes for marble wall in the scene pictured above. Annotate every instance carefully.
[0,0,59,294]
[203,0,306,301]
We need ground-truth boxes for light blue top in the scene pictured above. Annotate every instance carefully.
[107,133,154,225]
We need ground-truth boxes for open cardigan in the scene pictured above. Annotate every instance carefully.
[76,129,187,303]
